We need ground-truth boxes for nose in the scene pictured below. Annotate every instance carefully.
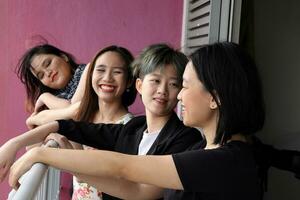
[157,82,168,95]
[45,69,52,77]
[177,88,183,101]
[103,71,113,82]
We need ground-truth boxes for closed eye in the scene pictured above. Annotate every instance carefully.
[113,70,123,74]
[96,68,105,72]
[37,72,44,80]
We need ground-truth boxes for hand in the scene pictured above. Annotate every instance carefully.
[8,147,40,190]
[45,133,74,149]
[34,93,49,113]
[26,109,54,129]
[0,141,18,182]
[26,112,38,130]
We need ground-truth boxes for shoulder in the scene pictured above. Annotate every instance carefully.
[117,113,134,124]
[121,115,146,129]
[74,64,86,75]
[174,141,255,167]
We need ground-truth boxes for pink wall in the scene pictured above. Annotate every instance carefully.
[0,0,183,198]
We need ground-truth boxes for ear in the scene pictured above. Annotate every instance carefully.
[209,90,220,109]
[209,95,219,110]
[61,54,69,62]
[135,78,143,95]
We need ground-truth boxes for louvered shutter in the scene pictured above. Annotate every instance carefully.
[181,0,242,55]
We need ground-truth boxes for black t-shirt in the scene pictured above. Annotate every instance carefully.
[164,141,260,200]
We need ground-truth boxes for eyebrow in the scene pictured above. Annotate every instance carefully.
[149,73,179,81]
[95,65,125,70]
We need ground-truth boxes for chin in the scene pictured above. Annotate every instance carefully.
[182,118,193,127]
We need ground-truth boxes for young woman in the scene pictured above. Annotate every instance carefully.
[17,44,88,113]
[0,44,202,199]
[16,44,90,199]
[70,45,136,200]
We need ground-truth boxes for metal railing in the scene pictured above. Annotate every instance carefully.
[8,140,61,200]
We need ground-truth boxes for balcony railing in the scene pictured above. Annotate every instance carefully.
[8,140,61,200]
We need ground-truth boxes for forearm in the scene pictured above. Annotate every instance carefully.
[10,121,59,150]
[34,148,182,190]
[75,174,163,200]
[28,104,79,126]
[57,120,121,149]
[41,93,71,109]
[35,148,124,177]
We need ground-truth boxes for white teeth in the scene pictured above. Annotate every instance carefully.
[100,85,115,91]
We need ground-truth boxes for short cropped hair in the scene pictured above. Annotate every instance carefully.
[132,44,188,81]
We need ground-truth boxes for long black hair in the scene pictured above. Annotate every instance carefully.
[190,42,265,144]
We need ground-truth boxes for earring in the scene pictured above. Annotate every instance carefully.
[126,88,130,92]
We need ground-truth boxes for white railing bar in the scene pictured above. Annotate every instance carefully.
[8,140,59,200]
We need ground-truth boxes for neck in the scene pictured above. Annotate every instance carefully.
[229,134,247,143]
[203,126,219,149]
[202,112,219,149]
[94,99,127,123]
[145,110,172,133]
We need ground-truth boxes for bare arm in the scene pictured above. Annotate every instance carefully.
[0,121,59,182]
[26,102,80,128]
[75,174,163,200]
[9,147,183,191]
[70,63,90,104]
[35,92,71,111]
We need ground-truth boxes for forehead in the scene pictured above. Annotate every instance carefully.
[95,51,125,66]
[183,61,199,83]
[30,54,52,68]
[147,64,178,78]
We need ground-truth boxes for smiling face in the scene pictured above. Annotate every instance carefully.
[91,51,128,103]
[30,54,72,89]
[136,64,181,117]
[177,61,218,128]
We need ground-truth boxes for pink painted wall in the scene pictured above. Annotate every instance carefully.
[0,0,183,198]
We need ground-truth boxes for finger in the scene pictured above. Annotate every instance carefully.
[8,171,18,189]
[15,181,21,190]
[0,165,10,182]
[45,134,67,148]
[0,171,5,182]
[44,134,57,144]
[9,165,23,190]
[59,137,74,149]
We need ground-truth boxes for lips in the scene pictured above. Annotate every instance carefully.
[99,84,116,92]
[154,97,167,104]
